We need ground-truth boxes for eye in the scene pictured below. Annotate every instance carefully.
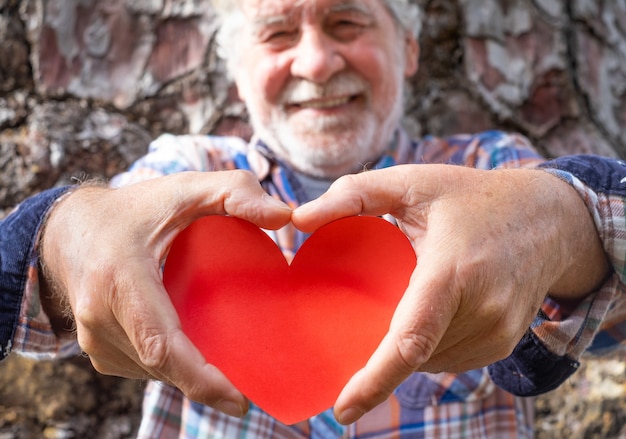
[259,26,300,48]
[326,12,372,41]
[328,20,365,41]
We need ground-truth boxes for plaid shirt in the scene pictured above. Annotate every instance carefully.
[7,130,626,438]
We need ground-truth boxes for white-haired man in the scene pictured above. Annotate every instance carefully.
[2,0,625,438]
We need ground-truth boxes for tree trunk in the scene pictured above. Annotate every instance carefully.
[1,0,625,437]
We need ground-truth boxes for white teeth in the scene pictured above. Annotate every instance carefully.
[296,96,351,109]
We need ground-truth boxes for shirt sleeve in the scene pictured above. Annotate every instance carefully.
[489,154,626,396]
[110,133,248,187]
[0,186,75,360]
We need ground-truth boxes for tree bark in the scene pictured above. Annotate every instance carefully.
[1,0,625,437]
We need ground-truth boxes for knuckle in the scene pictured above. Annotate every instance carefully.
[228,169,257,187]
[136,332,170,371]
[476,299,507,326]
[326,175,366,211]
[74,309,108,357]
[73,304,98,330]
[330,174,361,194]
[221,170,262,206]
[395,330,438,372]
[76,328,100,357]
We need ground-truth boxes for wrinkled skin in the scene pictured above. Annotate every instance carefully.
[292,164,609,424]
[41,171,292,417]
[41,164,608,423]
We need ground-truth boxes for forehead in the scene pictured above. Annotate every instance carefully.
[240,0,386,20]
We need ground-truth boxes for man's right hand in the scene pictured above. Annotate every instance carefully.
[40,171,292,418]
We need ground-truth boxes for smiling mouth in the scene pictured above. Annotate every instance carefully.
[291,95,359,110]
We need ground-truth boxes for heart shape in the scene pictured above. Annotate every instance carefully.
[163,215,416,424]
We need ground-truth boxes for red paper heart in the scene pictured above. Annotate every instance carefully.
[163,215,416,424]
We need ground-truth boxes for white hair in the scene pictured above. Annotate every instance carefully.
[382,0,423,38]
[211,0,422,77]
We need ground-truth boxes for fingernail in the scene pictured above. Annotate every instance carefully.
[338,407,364,425]
[215,399,244,418]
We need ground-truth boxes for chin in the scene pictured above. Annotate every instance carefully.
[251,115,394,177]
[285,146,384,179]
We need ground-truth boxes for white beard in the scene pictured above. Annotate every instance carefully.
[247,72,405,179]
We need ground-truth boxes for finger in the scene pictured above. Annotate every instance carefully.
[74,316,151,379]
[293,165,431,232]
[82,349,155,380]
[217,171,293,229]
[79,285,249,417]
[140,328,250,417]
[416,332,501,374]
[333,260,458,424]
[76,316,175,383]
[417,318,521,374]
[149,171,293,231]
[105,172,292,260]
[110,266,249,417]
[420,348,501,375]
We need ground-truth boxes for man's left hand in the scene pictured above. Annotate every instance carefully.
[292,164,609,424]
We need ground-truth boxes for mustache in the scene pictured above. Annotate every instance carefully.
[279,73,368,104]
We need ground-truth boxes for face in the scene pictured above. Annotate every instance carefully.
[232,0,419,178]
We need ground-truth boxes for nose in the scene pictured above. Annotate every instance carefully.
[290,26,346,84]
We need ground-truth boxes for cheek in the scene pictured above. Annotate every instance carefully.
[240,52,292,107]
[350,47,402,108]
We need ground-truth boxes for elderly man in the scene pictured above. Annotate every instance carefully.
[2,0,625,437]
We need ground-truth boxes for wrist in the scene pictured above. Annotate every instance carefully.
[540,171,610,300]
[39,183,108,334]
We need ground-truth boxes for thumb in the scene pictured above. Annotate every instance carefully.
[113,266,250,416]
[333,259,457,424]
[145,171,293,231]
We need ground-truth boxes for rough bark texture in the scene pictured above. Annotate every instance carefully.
[1,0,625,437]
